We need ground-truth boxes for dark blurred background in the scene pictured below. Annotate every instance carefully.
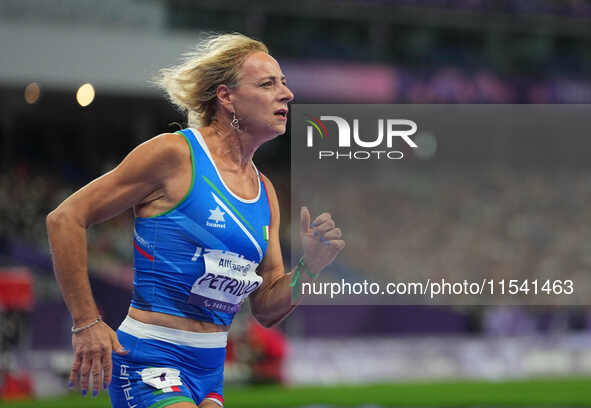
[1,0,591,399]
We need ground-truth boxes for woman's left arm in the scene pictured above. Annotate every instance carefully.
[249,176,345,327]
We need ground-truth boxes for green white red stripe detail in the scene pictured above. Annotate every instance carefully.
[263,225,269,241]
[260,175,272,234]
[153,385,181,395]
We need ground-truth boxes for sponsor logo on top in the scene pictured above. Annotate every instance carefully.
[206,206,226,229]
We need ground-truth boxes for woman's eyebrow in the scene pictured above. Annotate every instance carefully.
[257,75,287,82]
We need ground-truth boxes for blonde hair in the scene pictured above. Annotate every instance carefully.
[155,33,268,128]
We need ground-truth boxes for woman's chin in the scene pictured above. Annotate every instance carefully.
[264,125,287,139]
[274,123,288,136]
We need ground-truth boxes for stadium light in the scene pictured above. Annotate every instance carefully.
[76,83,95,107]
[24,82,40,104]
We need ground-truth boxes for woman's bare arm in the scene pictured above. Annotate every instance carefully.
[249,176,345,328]
[46,132,190,396]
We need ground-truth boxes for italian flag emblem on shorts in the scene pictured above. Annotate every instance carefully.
[153,386,182,395]
[263,225,269,242]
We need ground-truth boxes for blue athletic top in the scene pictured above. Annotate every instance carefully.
[130,128,271,326]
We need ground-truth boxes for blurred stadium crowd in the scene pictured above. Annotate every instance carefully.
[326,167,591,306]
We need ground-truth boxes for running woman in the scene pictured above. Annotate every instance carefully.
[46,33,344,408]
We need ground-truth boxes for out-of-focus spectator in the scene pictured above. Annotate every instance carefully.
[225,317,288,384]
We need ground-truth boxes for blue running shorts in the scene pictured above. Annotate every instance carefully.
[109,316,226,408]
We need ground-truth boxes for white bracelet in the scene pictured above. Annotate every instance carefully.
[71,316,102,334]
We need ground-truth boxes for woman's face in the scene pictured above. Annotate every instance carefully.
[231,52,294,140]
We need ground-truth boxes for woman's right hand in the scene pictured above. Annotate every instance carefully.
[70,321,128,397]
[299,206,345,275]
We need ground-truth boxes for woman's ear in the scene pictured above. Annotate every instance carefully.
[216,84,233,112]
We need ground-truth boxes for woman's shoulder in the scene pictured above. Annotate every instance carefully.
[120,132,192,183]
[140,131,191,161]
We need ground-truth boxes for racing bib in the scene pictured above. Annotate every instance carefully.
[188,247,263,313]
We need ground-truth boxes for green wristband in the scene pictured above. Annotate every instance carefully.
[290,257,319,301]
[298,257,319,280]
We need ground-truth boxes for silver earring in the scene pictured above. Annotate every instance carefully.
[230,112,240,130]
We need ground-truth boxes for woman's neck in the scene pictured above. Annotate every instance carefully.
[200,120,261,170]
